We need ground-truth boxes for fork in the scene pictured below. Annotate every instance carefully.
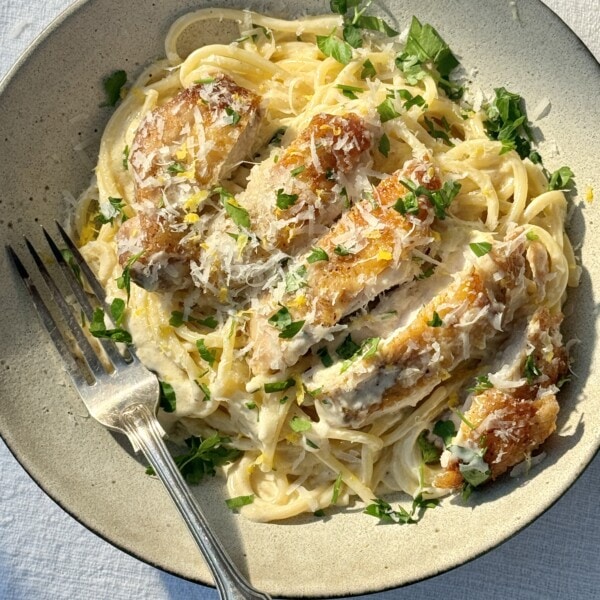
[6,223,271,600]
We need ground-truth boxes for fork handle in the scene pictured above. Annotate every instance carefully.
[120,404,271,600]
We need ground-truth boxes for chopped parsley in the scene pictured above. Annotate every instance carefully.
[332,473,344,504]
[423,115,453,146]
[316,346,334,368]
[307,247,329,263]
[215,187,251,230]
[336,84,364,99]
[146,434,241,484]
[376,97,400,123]
[316,28,353,65]
[399,179,461,220]
[334,244,353,256]
[276,189,299,210]
[269,127,286,145]
[89,307,132,344]
[417,431,441,464]
[396,17,463,99]
[364,494,438,524]
[335,334,361,360]
[264,378,295,393]
[101,69,127,107]
[158,381,177,413]
[60,248,82,285]
[393,193,420,216]
[197,381,211,401]
[469,241,492,257]
[267,305,305,339]
[167,161,186,175]
[484,87,533,158]
[290,415,312,433]
[524,353,542,384]
[340,336,379,373]
[448,444,491,488]
[548,166,575,191]
[433,419,457,447]
[96,197,127,226]
[285,266,308,293]
[469,375,493,394]
[110,297,126,327]
[169,311,218,329]
[224,106,241,125]
[427,311,443,327]
[378,133,390,157]
[360,58,376,79]
[290,165,306,177]
[225,495,255,510]
[397,89,427,109]
[122,145,129,170]
[116,251,143,303]
[526,230,540,242]
[196,339,216,366]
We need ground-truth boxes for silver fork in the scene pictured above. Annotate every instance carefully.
[6,223,271,600]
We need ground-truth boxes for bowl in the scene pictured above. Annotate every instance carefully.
[0,0,599,596]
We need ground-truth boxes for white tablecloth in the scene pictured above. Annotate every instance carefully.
[1,1,599,598]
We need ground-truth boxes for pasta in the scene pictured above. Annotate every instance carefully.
[75,7,578,522]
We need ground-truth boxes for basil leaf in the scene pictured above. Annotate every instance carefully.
[404,17,458,77]
[354,15,398,37]
[343,23,363,48]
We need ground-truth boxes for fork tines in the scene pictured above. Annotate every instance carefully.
[6,223,132,387]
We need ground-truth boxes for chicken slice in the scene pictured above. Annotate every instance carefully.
[433,307,568,489]
[116,74,262,290]
[247,159,441,374]
[236,112,373,254]
[305,231,541,428]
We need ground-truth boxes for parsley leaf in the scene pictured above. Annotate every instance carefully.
[264,378,295,393]
[110,297,126,326]
[448,445,491,488]
[548,166,575,191]
[336,334,361,360]
[60,248,82,285]
[89,307,132,344]
[399,179,460,220]
[354,15,398,37]
[146,434,241,484]
[167,162,186,175]
[423,115,453,145]
[307,247,329,263]
[269,127,286,145]
[404,17,459,77]
[378,133,390,157]
[169,311,218,329]
[101,69,127,107]
[290,415,312,433]
[276,189,299,210]
[158,381,177,413]
[336,84,364,99]
[469,375,493,394]
[343,23,363,48]
[334,244,353,256]
[524,353,542,384]
[96,197,127,226]
[417,431,441,464]
[267,306,305,339]
[224,106,241,125]
[433,419,456,447]
[116,251,143,303]
[397,89,427,109]
[316,346,334,367]
[196,339,216,366]
[377,97,400,123]
[285,266,308,293]
[364,494,438,525]
[317,29,353,65]
[484,88,533,159]
[225,495,254,510]
[216,187,251,230]
[469,241,492,257]
[360,58,376,79]
[427,311,443,327]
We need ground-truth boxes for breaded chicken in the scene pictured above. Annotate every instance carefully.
[236,113,372,253]
[306,231,541,428]
[116,74,262,290]
[434,308,568,489]
[247,159,441,374]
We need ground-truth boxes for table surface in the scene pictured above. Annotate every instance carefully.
[1,1,599,599]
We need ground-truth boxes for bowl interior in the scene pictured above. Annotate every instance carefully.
[0,0,599,596]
